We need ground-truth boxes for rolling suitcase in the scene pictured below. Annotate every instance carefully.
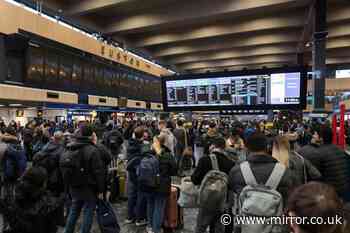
[164,185,184,231]
[118,175,127,200]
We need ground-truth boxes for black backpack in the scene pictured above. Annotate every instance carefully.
[104,130,124,155]
[59,146,90,188]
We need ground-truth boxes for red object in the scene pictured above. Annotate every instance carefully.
[164,186,184,229]
[332,114,337,145]
[339,103,346,149]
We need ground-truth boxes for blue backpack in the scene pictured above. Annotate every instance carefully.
[4,144,27,181]
[137,154,160,188]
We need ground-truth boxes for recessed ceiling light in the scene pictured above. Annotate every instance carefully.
[9,104,22,107]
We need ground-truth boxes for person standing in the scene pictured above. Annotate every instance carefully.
[297,127,350,200]
[173,119,187,164]
[61,124,105,233]
[191,137,235,233]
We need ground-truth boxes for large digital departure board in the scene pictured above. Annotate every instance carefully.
[162,68,306,111]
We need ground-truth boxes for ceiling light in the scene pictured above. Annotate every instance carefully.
[0,105,5,107]
[9,104,22,107]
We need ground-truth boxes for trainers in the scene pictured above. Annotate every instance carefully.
[146,227,154,233]
[135,219,147,227]
[124,218,135,224]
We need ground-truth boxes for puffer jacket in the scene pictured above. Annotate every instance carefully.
[229,154,295,204]
[289,152,322,186]
[297,144,350,197]
[0,134,27,182]
[65,138,105,201]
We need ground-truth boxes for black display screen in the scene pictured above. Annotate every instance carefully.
[162,67,307,111]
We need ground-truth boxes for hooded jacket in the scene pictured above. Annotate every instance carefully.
[65,137,105,201]
[33,140,65,194]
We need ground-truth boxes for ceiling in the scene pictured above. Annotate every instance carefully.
[38,0,350,74]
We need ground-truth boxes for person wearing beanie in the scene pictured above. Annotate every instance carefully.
[0,166,64,233]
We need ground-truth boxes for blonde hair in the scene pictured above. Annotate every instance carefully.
[272,136,290,167]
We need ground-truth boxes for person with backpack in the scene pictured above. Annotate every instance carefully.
[0,166,65,233]
[141,133,177,233]
[0,126,27,201]
[191,136,235,233]
[272,135,321,186]
[102,123,124,157]
[201,122,222,156]
[229,133,294,233]
[60,124,105,233]
[125,126,148,226]
[173,119,187,164]
[33,131,65,195]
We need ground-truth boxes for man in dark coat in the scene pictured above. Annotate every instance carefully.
[191,136,235,233]
[297,127,350,200]
[229,133,294,205]
[125,126,148,226]
[63,124,105,233]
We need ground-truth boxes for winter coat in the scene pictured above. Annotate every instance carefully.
[33,141,65,194]
[66,138,105,201]
[155,147,177,195]
[289,152,322,186]
[191,149,235,186]
[297,144,350,197]
[0,179,64,233]
[126,138,146,184]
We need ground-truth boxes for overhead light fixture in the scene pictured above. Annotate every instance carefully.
[0,105,5,107]
[9,104,22,107]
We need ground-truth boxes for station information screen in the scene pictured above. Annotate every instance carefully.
[163,70,306,111]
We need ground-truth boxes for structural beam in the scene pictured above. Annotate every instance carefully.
[152,30,301,57]
[66,0,134,16]
[0,35,6,82]
[104,0,308,34]
[132,13,305,47]
[312,0,327,111]
[177,54,295,71]
[188,62,292,73]
[166,44,297,65]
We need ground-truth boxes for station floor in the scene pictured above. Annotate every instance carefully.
[58,200,198,233]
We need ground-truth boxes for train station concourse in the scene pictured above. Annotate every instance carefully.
[1,1,350,233]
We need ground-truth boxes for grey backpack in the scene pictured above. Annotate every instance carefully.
[238,162,286,233]
[198,154,229,211]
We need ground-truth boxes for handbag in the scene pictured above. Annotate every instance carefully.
[96,200,120,233]
[178,177,199,208]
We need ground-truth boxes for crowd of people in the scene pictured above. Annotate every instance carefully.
[0,116,349,233]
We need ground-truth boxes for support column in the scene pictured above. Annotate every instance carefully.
[0,35,6,82]
[312,0,328,112]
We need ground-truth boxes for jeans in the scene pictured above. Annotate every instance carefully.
[135,189,147,221]
[140,192,167,233]
[64,199,96,233]
[195,208,224,233]
[127,178,145,220]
